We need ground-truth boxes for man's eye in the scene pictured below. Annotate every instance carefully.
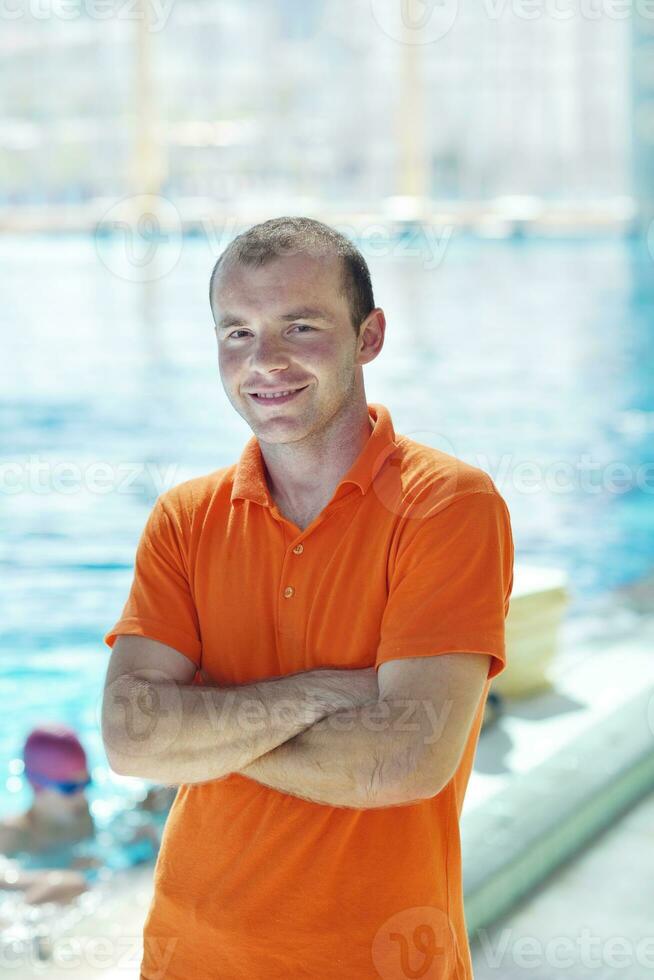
[226,325,314,339]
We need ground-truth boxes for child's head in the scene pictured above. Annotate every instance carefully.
[23,723,91,798]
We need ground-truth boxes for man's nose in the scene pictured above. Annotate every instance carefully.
[249,335,290,372]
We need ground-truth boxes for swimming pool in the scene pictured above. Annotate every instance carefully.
[1,230,652,818]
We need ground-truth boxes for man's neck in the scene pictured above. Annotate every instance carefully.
[260,401,374,517]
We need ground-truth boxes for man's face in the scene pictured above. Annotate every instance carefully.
[212,252,365,444]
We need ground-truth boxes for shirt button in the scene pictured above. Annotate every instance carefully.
[292,543,304,555]
[283,586,295,598]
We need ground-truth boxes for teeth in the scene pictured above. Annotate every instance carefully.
[256,390,295,399]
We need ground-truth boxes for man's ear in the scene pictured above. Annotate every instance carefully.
[356,308,385,366]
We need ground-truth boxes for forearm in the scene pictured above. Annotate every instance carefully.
[103,669,353,785]
[238,699,429,809]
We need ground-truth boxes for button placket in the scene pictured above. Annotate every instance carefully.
[280,541,303,602]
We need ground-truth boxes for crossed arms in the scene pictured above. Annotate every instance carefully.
[101,636,491,810]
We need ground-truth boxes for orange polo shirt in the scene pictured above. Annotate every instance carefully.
[104,402,514,980]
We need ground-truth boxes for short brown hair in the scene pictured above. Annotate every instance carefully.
[209,216,375,335]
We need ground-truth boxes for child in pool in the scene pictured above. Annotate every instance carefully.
[0,723,175,904]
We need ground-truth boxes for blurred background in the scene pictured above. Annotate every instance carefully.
[1,0,654,976]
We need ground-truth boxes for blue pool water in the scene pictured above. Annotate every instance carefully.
[1,231,653,819]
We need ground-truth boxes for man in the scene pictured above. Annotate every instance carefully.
[101,216,514,979]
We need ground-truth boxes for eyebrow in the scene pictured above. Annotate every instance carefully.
[218,307,332,331]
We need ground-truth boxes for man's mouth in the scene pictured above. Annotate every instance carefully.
[248,385,309,405]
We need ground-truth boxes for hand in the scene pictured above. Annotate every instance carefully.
[308,666,380,716]
[70,856,102,872]
[23,870,88,906]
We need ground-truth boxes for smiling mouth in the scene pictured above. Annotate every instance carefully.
[248,385,309,404]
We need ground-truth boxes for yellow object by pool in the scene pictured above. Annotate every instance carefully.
[493,564,569,698]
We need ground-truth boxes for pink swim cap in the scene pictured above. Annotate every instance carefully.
[23,724,89,793]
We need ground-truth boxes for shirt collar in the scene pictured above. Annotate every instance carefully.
[230,402,399,507]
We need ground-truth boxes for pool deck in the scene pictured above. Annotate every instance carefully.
[469,787,654,979]
[463,598,654,934]
[2,864,151,978]
[4,597,654,977]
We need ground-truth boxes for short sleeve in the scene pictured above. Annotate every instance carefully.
[375,490,514,681]
[103,495,202,667]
